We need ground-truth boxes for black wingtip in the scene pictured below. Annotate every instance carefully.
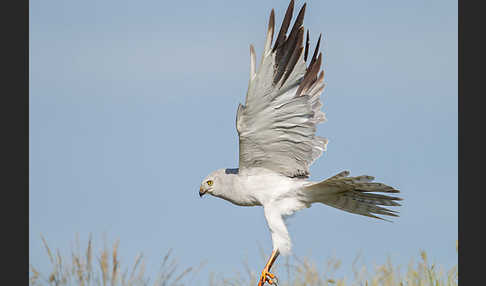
[310,33,322,68]
[304,29,310,62]
[273,0,294,52]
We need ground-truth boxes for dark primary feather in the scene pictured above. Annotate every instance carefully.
[304,30,310,62]
[279,28,304,87]
[274,2,306,87]
[272,0,294,53]
[310,33,322,68]
[269,1,323,95]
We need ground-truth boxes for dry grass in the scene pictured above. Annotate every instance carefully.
[30,234,201,286]
[30,235,457,286]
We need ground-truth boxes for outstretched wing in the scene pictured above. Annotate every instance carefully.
[237,0,327,178]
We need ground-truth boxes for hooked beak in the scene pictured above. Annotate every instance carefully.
[199,186,206,197]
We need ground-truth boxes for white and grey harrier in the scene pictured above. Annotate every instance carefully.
[198,1,402,285]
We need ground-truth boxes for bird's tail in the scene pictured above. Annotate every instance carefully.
[302,171,402,221]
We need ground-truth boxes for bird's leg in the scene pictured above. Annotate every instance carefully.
[258,249,280,286]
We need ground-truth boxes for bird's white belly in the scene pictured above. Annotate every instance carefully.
[235,168,308,209]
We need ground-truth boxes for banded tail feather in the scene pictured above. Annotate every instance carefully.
[304,171,402,221]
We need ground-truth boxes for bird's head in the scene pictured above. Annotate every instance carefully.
[199,169,222,198]
[199,177,215,197]
[199,168,237,198]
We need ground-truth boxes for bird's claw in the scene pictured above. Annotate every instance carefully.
[258,269,277,286]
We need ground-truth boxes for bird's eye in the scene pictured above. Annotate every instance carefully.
[207,180,213,186]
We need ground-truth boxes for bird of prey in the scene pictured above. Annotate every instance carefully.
[198,1,402,285]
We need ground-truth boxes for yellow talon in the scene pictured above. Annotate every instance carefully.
[258,250,280,286]
[258,269,276,286]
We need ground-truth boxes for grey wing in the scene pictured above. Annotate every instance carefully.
[237,0,327,178]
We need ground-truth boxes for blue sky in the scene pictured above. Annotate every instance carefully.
[30,0,457,282]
